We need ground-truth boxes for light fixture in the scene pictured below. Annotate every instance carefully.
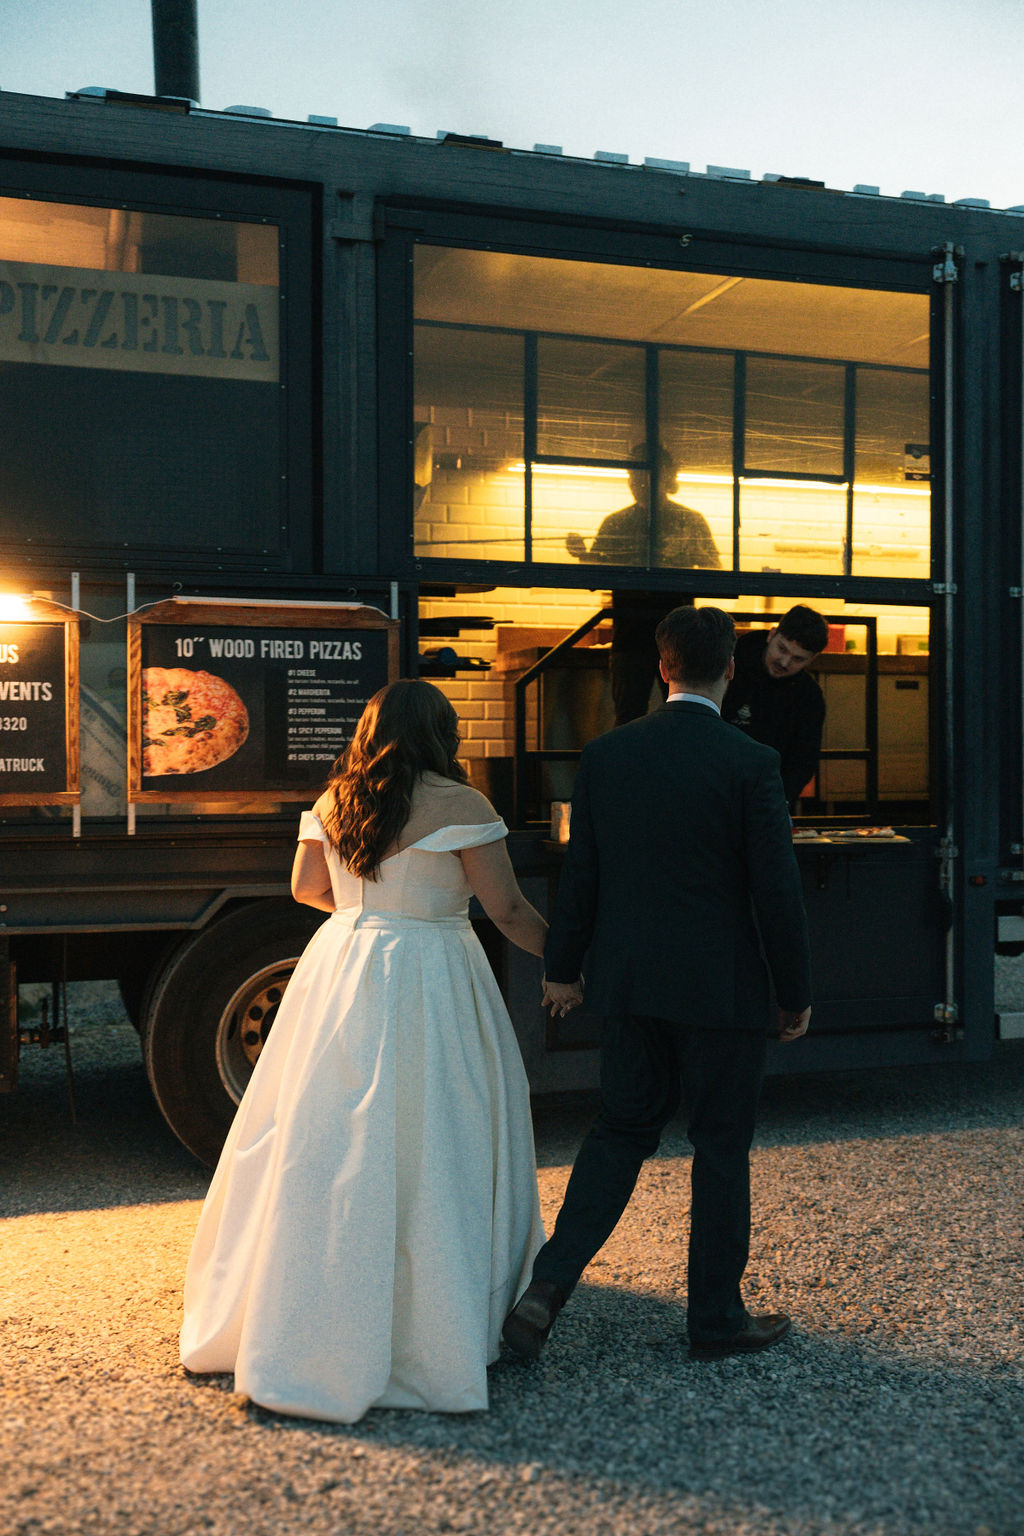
[853,483,931,498]
[0,593,32,620]
[505,461,630,479]
[739,476,850,492]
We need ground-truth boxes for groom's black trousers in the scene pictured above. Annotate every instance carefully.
[531,1015,767,1342]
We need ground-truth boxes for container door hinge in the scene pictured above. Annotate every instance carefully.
[932,242,961,283]
[932,581,958,595]
[932,1001,961,1042]
[936,836,958,899]
[1006,252,1024,291]
[1003,842,1024,880]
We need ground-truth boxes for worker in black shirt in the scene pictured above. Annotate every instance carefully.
[722,605,829,806]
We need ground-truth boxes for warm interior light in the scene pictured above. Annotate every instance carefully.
[0,593,32,620]
[853,483,931,498]
[675,472,734,486]
[505,461,630,479]
[739,476,850,492]
[504,464,930,496]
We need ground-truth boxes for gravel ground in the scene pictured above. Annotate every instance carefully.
[1,984,1022,1536]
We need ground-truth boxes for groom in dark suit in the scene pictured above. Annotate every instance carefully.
[504,605,812,1362]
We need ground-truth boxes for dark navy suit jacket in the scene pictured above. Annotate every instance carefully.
[544,701,812,1029]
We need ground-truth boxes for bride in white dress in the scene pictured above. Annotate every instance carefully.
[180,679,547,1422]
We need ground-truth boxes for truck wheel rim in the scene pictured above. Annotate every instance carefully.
[214,960,298,1103]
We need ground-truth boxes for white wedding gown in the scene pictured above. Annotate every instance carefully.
[180,813,544,1422]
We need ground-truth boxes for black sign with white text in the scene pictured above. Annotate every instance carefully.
[139,624,389,793]
[0,623,67,796]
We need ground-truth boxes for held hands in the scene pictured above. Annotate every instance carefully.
[777,1005,812,1042]
[565,532,586,560]
[542,975,584,1018]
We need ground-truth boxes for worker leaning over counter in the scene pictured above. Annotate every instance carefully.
[721,605,829,808]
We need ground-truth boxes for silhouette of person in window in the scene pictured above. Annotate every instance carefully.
[565,445,721,725]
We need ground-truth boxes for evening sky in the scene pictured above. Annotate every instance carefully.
[2,0,1022,210]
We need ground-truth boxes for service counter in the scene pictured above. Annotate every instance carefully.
[486,629,941,1086]
[493,821,947,1091]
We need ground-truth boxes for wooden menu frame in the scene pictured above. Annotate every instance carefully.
[0,596,80,807]
[127,598,400,805]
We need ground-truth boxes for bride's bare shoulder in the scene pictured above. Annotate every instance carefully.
[418,775,500,825]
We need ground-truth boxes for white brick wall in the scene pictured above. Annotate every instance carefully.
[421,586,606,758]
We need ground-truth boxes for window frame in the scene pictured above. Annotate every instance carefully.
[378,206,941,608]
[0,157,316,574]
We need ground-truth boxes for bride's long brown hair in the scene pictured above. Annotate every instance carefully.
[320,678,468,879]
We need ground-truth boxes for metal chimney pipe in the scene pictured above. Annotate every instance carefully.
[151,0,200,102]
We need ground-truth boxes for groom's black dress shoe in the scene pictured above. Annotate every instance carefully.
[688,1312,791,1361]
[502,1280,564,1361]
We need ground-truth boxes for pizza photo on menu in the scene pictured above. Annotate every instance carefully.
[142,667,250,776]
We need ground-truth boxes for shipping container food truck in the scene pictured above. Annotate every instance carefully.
[2,84,1023,1163]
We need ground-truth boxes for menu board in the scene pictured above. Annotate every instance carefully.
[128,599,399,803]
[0,609,79,806]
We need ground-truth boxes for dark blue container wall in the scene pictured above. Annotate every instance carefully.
[954,241,1014,1063]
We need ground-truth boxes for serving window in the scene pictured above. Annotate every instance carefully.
[412,247,932,581]
[0,196,284,561]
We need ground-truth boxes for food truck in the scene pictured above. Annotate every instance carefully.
[1,83,1022,1162]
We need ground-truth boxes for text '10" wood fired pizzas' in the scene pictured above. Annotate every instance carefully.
[142,667,249,776]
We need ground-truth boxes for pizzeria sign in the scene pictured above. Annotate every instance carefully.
[0,260,278,384]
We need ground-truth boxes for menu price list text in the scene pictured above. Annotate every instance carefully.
[285,667,370,764]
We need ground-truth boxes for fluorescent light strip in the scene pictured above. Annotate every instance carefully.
[738,476,848,492]
[502,464,931,497]
[505,461,630,479]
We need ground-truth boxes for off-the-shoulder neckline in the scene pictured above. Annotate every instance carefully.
[380,821,503,862]
[304,811,504,864]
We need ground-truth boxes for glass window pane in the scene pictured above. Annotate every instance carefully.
[744,358,846,477]
[532,464,635,566]
[413,325,525,561]
[852,368,931,578]
[414,248,929,368]
[0,196,281,556]
[537,452,723,570]
[660,349,734,568]
[0,199,279,282]
[660,349,733,473]
[412,246,931,580]
[536,338,645,460]
[738,482,846,575]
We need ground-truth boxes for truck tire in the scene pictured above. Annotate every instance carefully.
[142,900,323,1166]
[118,936,180,1029]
